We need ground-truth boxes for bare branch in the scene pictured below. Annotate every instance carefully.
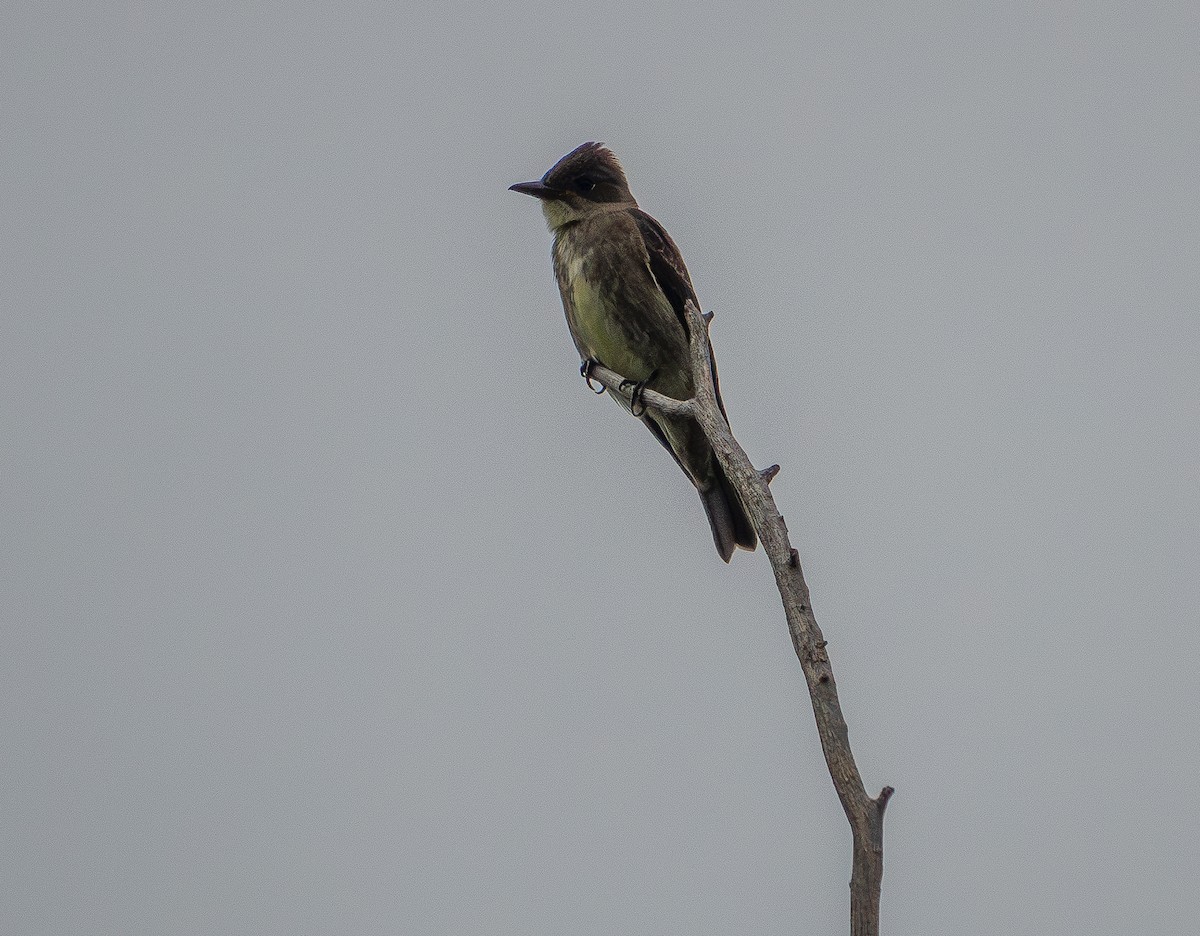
[589,302,890,935]
[581,362,697,419]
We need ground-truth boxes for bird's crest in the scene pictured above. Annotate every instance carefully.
[543,142,629,191]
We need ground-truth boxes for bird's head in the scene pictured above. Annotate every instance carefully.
[510,142,637,230]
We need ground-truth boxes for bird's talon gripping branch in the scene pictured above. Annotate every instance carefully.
[619,369,658,417]
[580,358,606,394]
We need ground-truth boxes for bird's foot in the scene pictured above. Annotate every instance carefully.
[619,369,659,417]
[580,358,606,395]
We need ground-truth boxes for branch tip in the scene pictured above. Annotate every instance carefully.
[876,787,895,813]
[759,464,781,484]
[702,309,715,323]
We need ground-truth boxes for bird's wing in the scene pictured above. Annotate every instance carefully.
[630,208,697,336]
[630,208,730,423]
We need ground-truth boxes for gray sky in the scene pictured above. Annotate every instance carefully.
[4,3,1197,934]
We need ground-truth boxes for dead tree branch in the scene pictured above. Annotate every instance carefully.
[587,301,893,936]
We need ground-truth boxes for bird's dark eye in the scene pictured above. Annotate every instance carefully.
[574,175,597,193]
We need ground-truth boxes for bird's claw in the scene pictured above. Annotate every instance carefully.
[619,369,658,417]
[580,358,606,395]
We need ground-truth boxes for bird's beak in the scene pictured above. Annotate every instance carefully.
[509,180,558,200]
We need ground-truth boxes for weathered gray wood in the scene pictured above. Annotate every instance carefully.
[586,301,892,936]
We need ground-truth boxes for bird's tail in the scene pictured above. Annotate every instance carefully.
[699,464,757,562]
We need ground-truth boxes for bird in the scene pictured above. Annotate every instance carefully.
[510,142,756,561]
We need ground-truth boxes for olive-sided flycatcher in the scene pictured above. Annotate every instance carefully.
[510,142,756,561]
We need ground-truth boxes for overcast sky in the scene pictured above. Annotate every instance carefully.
[4,3,1198,934]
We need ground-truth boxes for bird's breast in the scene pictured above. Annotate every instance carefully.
[558,250,649,381]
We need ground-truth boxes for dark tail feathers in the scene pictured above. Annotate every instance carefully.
[699,466,757,562]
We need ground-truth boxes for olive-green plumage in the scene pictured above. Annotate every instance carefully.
[511,143,756,561]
